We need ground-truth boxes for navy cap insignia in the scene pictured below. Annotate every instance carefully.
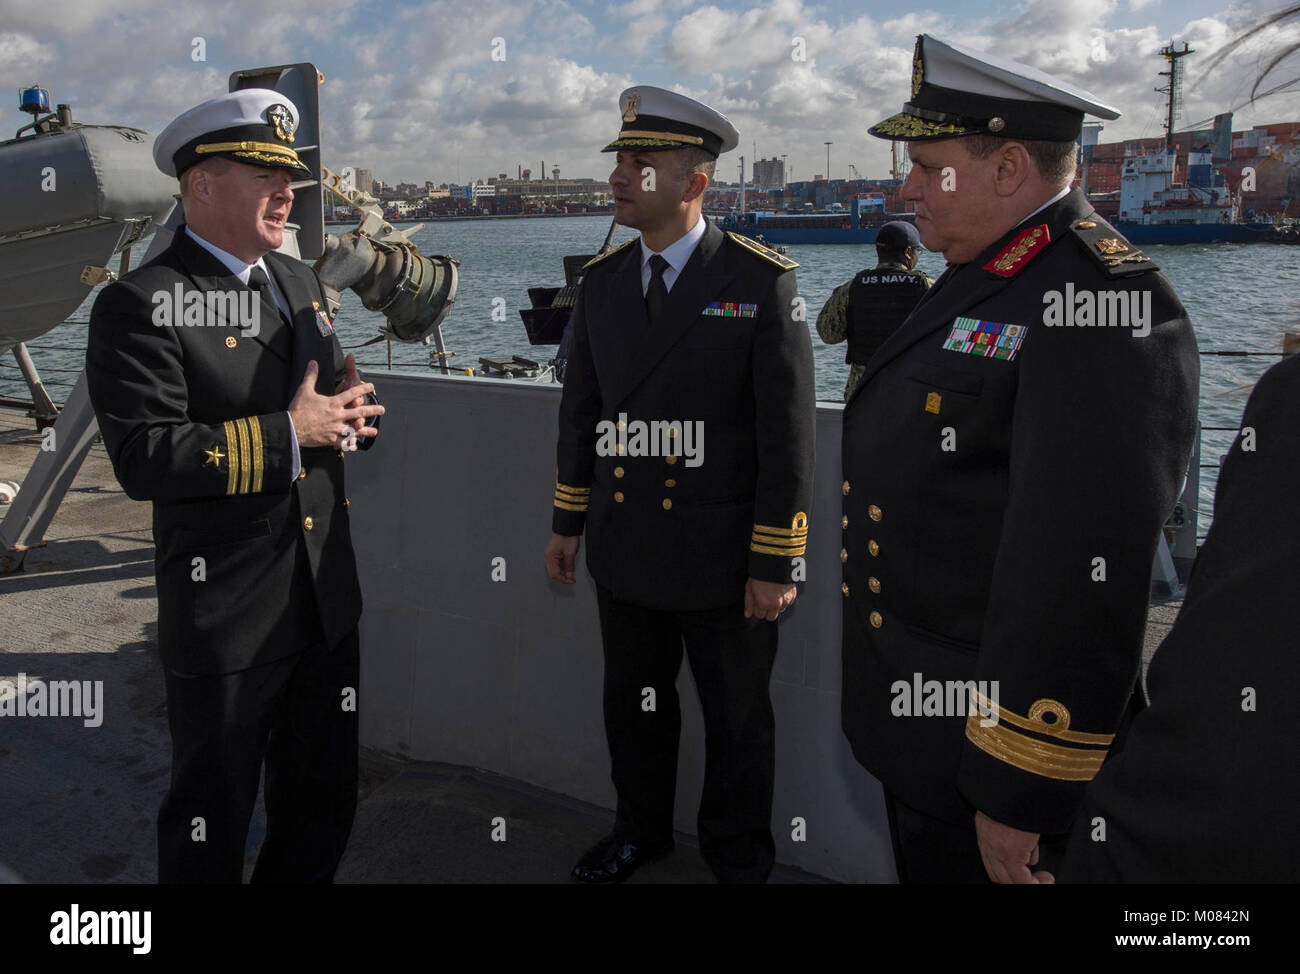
[622,90,640,123]
[266,104,295,143]
[987,116,1005,132]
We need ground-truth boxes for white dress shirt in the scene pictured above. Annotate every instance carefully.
[183,226,301,480]
[184,226,292,320]
[639,215,707,295]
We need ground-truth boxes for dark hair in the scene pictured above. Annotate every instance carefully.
[961,136,1077,186]
[675,146,716,182]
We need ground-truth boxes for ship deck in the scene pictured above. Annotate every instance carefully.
[0,390,1183,884]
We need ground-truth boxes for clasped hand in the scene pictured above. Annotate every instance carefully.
[288,354,384,449]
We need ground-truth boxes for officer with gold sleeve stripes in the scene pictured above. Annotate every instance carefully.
[544,85,815,883]
[839,36,1199,883]
[85,88,384,883]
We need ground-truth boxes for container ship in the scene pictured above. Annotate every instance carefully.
[715,193,915,245]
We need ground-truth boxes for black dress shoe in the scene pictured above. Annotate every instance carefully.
[571,833,674,883]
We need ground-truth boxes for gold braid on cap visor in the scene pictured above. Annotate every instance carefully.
[195,141,305,165]
[614,130,705,146]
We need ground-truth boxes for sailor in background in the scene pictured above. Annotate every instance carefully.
[816,220,933,400]
[1058,353,1300,882]
[543,86,815,883]
[839,36,1199,882]
[85,89,384,882]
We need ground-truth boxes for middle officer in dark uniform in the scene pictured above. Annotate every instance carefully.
[817,220,933,400]
[544,86,815,883]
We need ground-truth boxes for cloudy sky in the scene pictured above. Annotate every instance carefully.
[4,0,1300,187]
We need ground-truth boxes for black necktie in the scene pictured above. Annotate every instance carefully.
[247,265,290,330]
[645,254,670,326]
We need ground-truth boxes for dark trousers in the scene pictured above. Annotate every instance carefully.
[156,624,360,883]
[594,585,779,884]
[884,791,1070,884]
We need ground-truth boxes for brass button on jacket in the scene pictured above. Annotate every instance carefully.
[870,611,883,629]
[614,466,625,478]
[297,467,307,480]
[840,548,848,563]
[662,498,672,510]
[868,539,880,556]
[614,491,625,503]
[868,576,882,594]
[868,504,883,522]
[841,515,848,529]
[842,480,851,496]
[303,516,314,531]
[841,582,850,597]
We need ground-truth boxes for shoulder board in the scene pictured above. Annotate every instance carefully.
[583,237,638,271]
[983,224,1051,278]
[726,231,799,270]
[1069,218,1159,277]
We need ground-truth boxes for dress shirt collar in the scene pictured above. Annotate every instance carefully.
[639,214,707,274]
[184,226,273,285]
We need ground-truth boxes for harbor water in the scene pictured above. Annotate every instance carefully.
[3,213,1295,537]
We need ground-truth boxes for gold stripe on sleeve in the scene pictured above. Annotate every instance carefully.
[247,415,264,494]
[750,541,807,557]
[965,715,1109,781]
[223,420,240,496]
[234,418,252,495]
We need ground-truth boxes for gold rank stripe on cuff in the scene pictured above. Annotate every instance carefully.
[220,417,265,496]
[222,420,240,496]
[554,481,591,512]
[965,691,1113,781]
[234,418,252,495]
[750,522,808,557]
[246,416,264,494]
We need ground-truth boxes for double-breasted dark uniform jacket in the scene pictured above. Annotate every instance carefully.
[552,220,815,608]
[86,227,375,676]
[1062,354,1300,882]
[840,189,1200,833]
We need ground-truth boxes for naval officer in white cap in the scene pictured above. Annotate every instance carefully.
[545,86,815,882]
[838,35,1199,883]
[86,88,384,882]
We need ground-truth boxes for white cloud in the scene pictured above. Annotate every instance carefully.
[6,0,1300,187]
[0,31,55,70]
